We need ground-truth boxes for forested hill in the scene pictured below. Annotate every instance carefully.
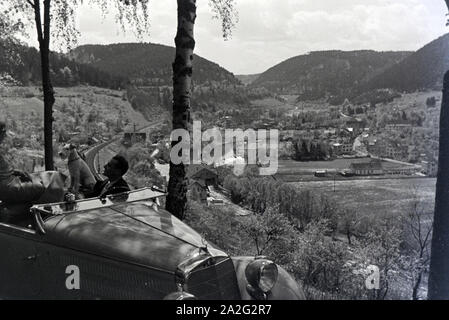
[0,39,128,89]
[363,33,449,92]
[236,74,260,86]
[251,50,411,99]
[69,43,240,87]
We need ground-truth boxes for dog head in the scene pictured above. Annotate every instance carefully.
[58,143,76,160]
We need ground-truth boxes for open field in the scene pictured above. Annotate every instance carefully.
[276,158,419,180]
[290,177,436,216]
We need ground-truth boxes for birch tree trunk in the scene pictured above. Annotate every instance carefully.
[33,0,55,170]
[166,0,196,219]
[428,70,449,299]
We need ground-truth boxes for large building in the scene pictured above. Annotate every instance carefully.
[386,142,408,160]
[346,118,366,133]
[332,140,353,155]
[349,160,384,176]
[385,120,412,131]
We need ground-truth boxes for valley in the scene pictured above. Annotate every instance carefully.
[1,29,448,300]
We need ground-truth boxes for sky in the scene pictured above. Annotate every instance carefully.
[29,0,449,75]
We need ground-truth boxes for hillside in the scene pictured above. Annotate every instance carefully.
[236,73,260,86]
[69,43,241,87]
[0,39,127,89]
[0,85,156,172]
[251,50,411,100]
[364,33,449,92]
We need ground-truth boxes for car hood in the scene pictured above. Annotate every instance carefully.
[43,201,227,272]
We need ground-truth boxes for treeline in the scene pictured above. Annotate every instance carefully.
[0,39,128,89]
[292,139,331,161]
[192,85,251,106]
[223,174,336,230]
[70,43,241,87]
[125,87,169,121]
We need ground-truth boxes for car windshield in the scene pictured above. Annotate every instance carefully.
[32,187,165,216]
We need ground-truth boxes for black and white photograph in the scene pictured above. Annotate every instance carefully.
[0,0,448,303]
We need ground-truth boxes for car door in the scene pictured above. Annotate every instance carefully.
[0,222,42,299]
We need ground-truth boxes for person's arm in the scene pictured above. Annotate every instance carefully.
[91,179,106,198]
[103,179,130,197]
[12,170,32,182]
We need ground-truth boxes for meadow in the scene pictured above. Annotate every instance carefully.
[290,177,436,217]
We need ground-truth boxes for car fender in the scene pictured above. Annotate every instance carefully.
[231,256,306,300]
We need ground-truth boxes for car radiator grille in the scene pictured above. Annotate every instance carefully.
[186,258,242,300]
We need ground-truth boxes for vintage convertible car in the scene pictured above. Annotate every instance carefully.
[0,187,305,300]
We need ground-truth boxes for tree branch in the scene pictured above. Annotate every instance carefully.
[33,0,44,44]
[26,0,35,9]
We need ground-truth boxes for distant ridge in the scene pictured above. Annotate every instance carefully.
[364,33,449,92]
[69,43,241,87]
[0,39,127,89]
[251,50,411,100]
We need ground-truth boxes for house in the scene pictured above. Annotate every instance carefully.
[408,146,420,162]
[332,140,353,155]
[421,160,438,177]
[346,118,366,133]
[332,143,343,155]
[349,160,384,176]
[188,180,209,203]
[342,141,353,154]
[385,165,419,176]
[187,164,218,187]
[385,142,408,160]
[366,137,388,157]
[123,132,147,146]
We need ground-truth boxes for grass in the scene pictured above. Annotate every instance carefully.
[277,158,415,174]
[290,177,436,216]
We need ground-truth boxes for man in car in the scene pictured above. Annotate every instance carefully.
[91,154,131,198]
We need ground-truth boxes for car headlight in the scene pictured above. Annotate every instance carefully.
[245,258,278,299]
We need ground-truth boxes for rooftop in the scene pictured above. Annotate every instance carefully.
[350,160,383,171]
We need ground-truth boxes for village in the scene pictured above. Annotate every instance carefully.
[1,0,447,301]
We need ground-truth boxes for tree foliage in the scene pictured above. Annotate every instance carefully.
[208,0,238,39]
[241,205,295,256]
[1,0,151,50]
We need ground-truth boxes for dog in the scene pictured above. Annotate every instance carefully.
[59,143,96,198]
